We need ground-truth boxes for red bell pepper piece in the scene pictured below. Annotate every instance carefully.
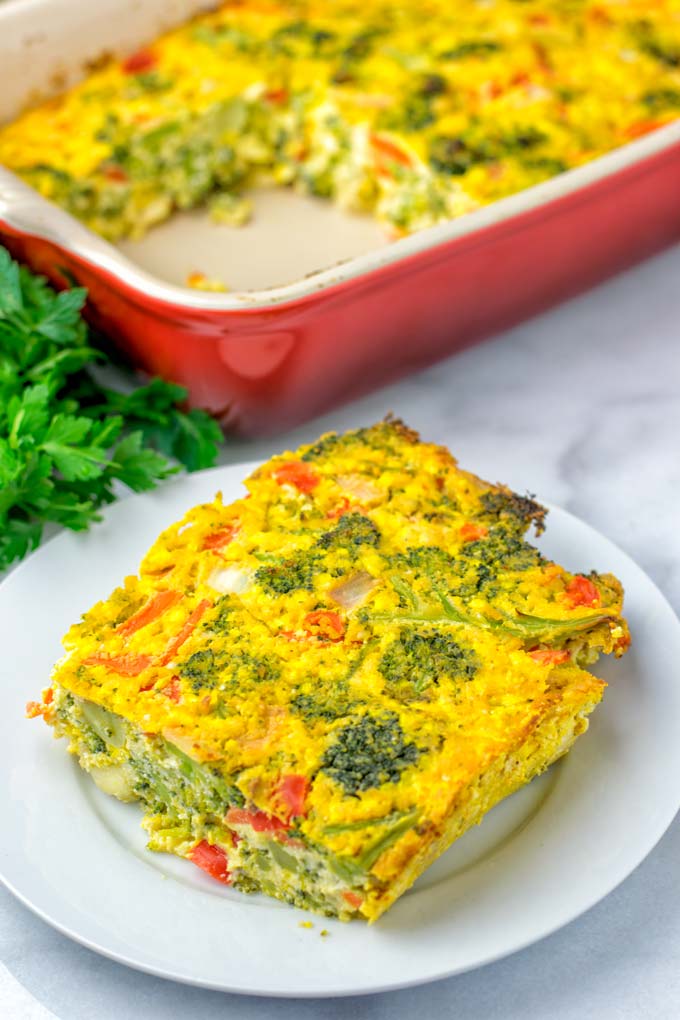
[303,610,344,642]
[202,524,239,552]
[226,807,288,834]
[188,840,230,884]
[122,49,157,74]
[564,576,600,608]
[117,590,182,637]
[159,599,212,666]
[273,461,320,494]
[83,653,153,676]
[528,648,571,665]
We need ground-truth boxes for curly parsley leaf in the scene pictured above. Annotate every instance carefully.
[0,248,224,571]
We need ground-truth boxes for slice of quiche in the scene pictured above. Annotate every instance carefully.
[28,420,629,921]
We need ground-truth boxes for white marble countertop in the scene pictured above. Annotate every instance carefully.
[2,242,680,1020]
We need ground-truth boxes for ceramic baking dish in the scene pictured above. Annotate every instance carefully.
[1,0,680,436]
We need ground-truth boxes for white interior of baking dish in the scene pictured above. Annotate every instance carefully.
[117,191,388,292]
[1,0,679,307]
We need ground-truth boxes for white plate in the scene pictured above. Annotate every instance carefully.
[2,463,680,998]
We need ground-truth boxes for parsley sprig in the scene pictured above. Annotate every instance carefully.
[0,248,223,570]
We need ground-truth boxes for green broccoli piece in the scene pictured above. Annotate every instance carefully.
[290,648,370,723]
[440,39,501,60]
[232,652,280,687]
[179,648,220,689]
[452,530,545,597]
[254,552,318,595]
[202,594,238,633]
[642,88,680,111]
[320,712,420,795]
[370,545,612,642]
[255,513,380,596]
[316,512,380,551]
[179,645,279,692]
[267,19,337,58]
[301,419,419,462]
[428,134,490,175]
[379,628,478,695]
[401,544,458,577]
[522,157,568,178]
[325,809,421,881]
[300,432,342,461]
[163,740,245,810]
[479,490,547,534]
[423,493,461,520]
[395,532,544,602]
[379,91,437,132]
[497,126,548,154]
[634,25,680,67]
[290,691,353,723]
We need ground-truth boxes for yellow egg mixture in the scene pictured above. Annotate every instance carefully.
[30,421,629,920]
[1,1,678,246]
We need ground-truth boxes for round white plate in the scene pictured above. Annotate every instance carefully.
[2,463,679,998]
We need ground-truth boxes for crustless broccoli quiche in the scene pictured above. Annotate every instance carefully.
[28,421,630,921]
[0,1,679,242]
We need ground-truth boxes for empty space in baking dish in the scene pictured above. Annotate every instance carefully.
[116,186,390,291]
[0,0,390,293]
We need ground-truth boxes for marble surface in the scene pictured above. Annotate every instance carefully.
[2,242,680,1019]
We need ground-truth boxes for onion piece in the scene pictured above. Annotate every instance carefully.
[162,728,198,757]
[335,473,382,505]
[207,566,251,595]
[329,571,378,610]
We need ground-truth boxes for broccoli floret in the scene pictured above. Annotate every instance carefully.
[202,595,237,633]
[179,646,279,692]
[423,493,461,520]
[290,691,353,723]
[179,648,219,689]
[379,92,436,132]
[234,652,280,686]
[256,515,380,595]
[301,419,419,462]
[255,552,318,594]
[440,39,501,60]
[403,544,457,573]
[452,529,545,597]
[429,124,547,177]
[342,26,383,62]
[522,157,568,177]
[379,629,478,695]
[88,734,107,755]
[379,536,543,616]
[316,512,380,551]
[428,135,489,175]
[480,490,547,533]
[268,19,337,58]
[301,432,342,461]
[634,25,680,67]
[320,712,420,794]
[420,73,448,96]
[387,545,460,604]
[642,88,680,111]
[291,650,368,722]
[497,126,547,154]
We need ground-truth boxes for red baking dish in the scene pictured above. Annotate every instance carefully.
[1,0,680,436]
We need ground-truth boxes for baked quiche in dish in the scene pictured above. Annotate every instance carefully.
[28,421,630,921]
[1,1,679,244]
